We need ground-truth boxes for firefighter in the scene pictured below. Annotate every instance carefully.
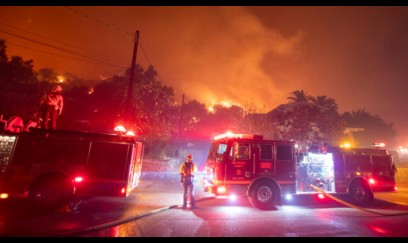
[179,154,196,209]
[40,85,64,129]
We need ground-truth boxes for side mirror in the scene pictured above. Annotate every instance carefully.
[391,164,397,176]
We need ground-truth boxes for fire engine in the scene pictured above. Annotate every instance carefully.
[0,128,144,212]
[201,132,397,210]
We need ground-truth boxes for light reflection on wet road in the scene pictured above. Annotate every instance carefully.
[1,172,408,237]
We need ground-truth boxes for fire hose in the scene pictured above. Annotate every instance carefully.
[309,184,408,216]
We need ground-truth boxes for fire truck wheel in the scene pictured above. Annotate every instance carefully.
[28,177,73,212]
[349,181,371,205]
[249,182,278,210]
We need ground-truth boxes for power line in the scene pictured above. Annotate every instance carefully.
[64,6,133,37]
[6,41,117,66]
[138,40,166,85]
[0,29,128,69]
[64,6,167,84]
[0,22,129,65]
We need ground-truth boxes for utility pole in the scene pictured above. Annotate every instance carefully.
[176,93,185,157]
[125,30,139,127]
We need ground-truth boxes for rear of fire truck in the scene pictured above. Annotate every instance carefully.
[0,129,144,212]
[296,145,397,205]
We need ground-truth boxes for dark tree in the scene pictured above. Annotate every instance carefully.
[342,109,397,148]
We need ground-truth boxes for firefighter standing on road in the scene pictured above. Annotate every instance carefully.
[179,154,196,209]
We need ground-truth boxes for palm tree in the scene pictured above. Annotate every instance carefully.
[310,95,338,111]
[287,90,312,103]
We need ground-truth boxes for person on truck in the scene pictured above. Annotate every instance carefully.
[40,85,64,129]
[179,154,196,209]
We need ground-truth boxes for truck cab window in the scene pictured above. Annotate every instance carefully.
[234,143,250,160]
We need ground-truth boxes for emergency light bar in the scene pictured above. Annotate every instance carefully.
[114,125,126,132]
[213,132,263,140]
[114,125,136,137]
[372,142,385,148]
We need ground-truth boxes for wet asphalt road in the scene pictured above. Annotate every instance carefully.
[1,172,407,237]
[0,172,212,236]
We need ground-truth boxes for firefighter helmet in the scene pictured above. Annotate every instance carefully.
[186,154,193,160]
[53,85,62,92]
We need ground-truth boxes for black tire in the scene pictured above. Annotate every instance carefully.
[349,181,371,205]
[28,177,73,212]
[249,182,278,210]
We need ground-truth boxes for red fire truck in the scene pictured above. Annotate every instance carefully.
[0,128,144,212]
[201,132,397,210]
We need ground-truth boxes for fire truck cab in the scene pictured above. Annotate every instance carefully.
[201,132,297,210]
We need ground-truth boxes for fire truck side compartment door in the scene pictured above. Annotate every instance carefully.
[274,144,295,181]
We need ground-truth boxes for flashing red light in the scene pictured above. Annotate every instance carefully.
[368,178,375,185]
[317,193,325,200]
[213,132,263,140]
[125,131,135,136]
[114,125,126,132]
[372,142,385,148]
[217,186,226,194]
[73,176,84,183]
[214,131,235,140]
[120,187,126,194]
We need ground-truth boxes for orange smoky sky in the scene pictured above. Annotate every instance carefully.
[1,6,408,145]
